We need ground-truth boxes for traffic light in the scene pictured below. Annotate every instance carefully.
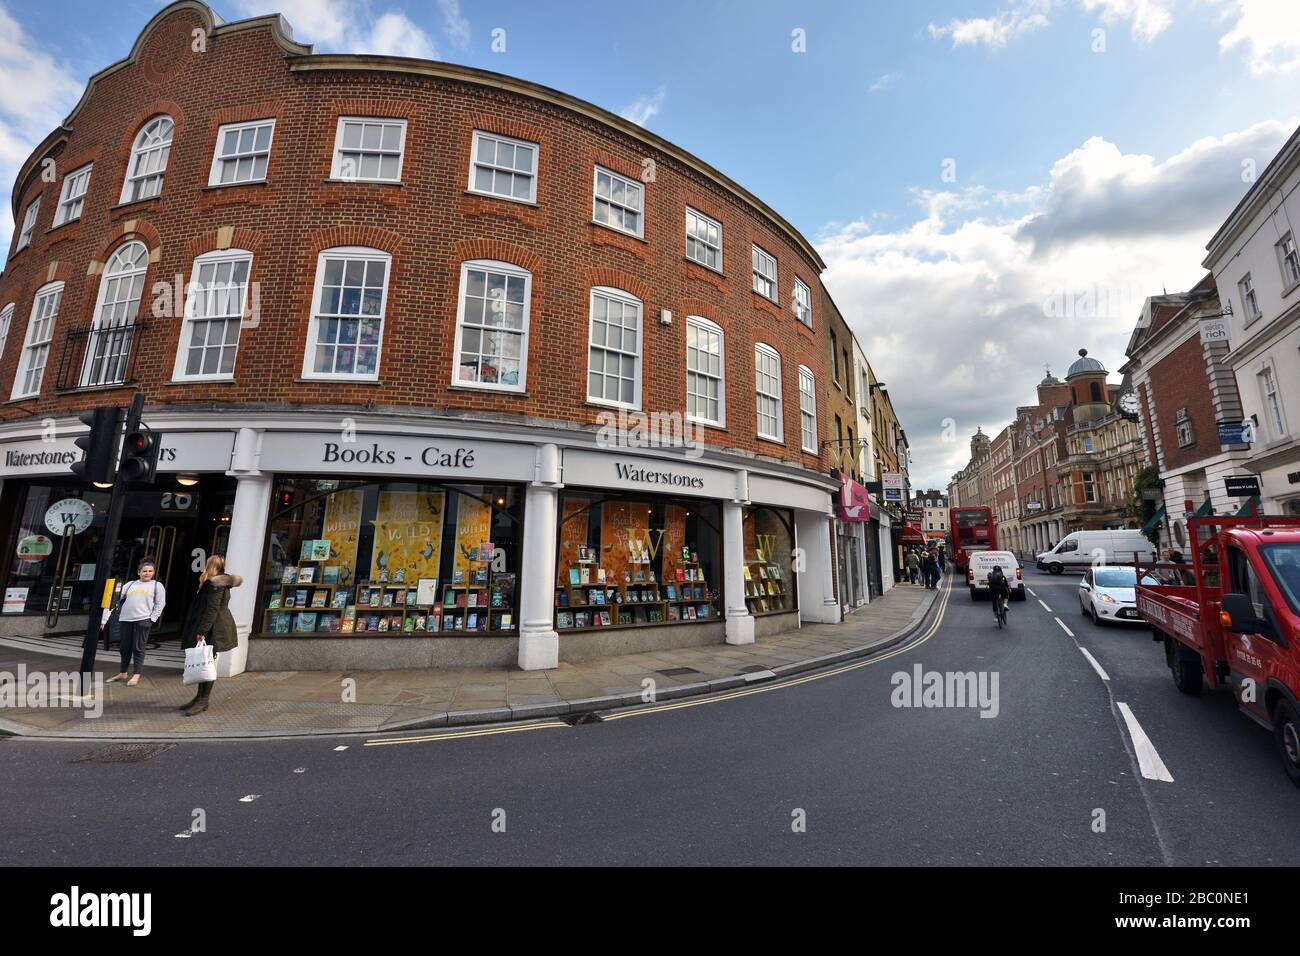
[119,427,160,483]
[70,407,124,484]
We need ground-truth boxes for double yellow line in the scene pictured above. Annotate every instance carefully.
[366,576,953,746]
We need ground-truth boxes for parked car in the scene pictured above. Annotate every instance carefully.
[1078,566,1157,626]
[1037,529,1154,574]
[967,550,1026,601]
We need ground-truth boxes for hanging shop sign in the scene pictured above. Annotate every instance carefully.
[882,472,905,502]
[44,498,94,535]
[1224,475,1261,498]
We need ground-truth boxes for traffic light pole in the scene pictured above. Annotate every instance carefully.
[79,392,145,692]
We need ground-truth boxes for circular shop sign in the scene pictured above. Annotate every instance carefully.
[17,535,54,561]
[45,498,95,536]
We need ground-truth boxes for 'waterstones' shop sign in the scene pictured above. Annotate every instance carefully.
[564,449,733,500]
[1,432,235,477]
[255,433,537,482]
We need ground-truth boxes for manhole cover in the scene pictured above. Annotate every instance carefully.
[560,712,604,726]
[74,744,175,764]
[656,667,701,677]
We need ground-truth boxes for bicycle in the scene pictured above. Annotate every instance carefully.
[994,593,1008,629]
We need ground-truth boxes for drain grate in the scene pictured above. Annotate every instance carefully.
[656,667,701,677]
[560,711,604,726]
[73,743,175,764]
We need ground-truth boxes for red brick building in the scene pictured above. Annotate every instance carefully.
[0,1,843,672]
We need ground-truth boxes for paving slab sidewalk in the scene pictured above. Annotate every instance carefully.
[0,579,944,740]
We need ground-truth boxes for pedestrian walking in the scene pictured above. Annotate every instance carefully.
[922,550,939,589]
[105,560,166,687]
[937,549,947,575]
[906,548,921,585]
[179,555,244,717]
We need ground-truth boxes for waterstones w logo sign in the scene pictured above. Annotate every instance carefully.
[50,886,151,936]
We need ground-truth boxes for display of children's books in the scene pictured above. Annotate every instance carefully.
[341,606,356,631]
[297,566,315,584]
[294,611,318,632]
[267,612,291,634]
[294,589,308,607]
[322,565,340,585]
[268,594,282,609]
[311,540,332,561]
[310,591,327,609]
[282,566,296,585]
[332,590,349,609]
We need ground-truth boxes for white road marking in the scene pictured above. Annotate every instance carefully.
[333,746,348,752]
[1078,646,1110,681]
[1117,703,1174,782]
[293,767,307,774]
[1026,588,1036,596]
[1038,599,1053,613]
[239,794,261,803]
[1055,617,1075,637]
[174,832,193,839]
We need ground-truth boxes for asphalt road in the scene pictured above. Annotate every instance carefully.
[4,568,1298,866]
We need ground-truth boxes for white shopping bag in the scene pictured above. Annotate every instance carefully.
[183,638,217,685]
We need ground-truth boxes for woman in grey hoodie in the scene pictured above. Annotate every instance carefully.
[179,555,244,717]
[106,560,166,687]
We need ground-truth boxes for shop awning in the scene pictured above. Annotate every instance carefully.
[1141,505,1166,534]
[900,526,925,544]
[1193,497,1214,517]
[1235,496,1260,517]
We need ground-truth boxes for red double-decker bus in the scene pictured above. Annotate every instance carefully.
[949,506,997,573]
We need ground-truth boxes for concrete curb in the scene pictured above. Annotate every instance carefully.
[0,584,945,742]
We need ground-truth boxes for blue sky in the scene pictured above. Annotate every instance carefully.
[3,0,1299,488]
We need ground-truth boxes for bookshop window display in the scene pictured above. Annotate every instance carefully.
[742,506,795,615]
[555,494,721,630]
[259,478,523,636]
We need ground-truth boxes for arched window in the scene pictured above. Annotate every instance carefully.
[304,247,390,379]
[82,241,148,387]
[755,343,784,443]
[1090,381,1102,402]
[586,287,642,408]
[121,116,174,203]
[453,259,531,391]
[0,303,13,362]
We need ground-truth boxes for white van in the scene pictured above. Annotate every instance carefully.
[1036,530,1153,574]
[968,550,1025,601]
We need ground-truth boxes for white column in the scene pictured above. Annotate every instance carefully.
[220,472,272,677]
[518,443,561,670]
[723,499,754,645]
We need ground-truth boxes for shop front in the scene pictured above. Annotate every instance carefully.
[835,475,871,609]
[0,430,237,643]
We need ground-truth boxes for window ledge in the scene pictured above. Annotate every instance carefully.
[757,434,786,448]
[583,400,642,413]
[324,178,405,188]
[202,180,269,192]
[752,290,780,307]
[55,381,136,396]
[589,219,647,243]
[111,196,161,215]
[464,189,538,208]
[447,383,529,397]
[166,376,237,386]
[4,394,38,405]
[1282,277,1300,300]
[683,256,725,278]
[294,376,383,386]
[45,217,81,235]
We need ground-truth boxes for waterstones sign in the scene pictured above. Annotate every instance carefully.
[257,433,537,481]
[564,448,732,499]
[1,432,235,477]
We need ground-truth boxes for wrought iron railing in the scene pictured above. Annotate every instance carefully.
[55,319,144,391]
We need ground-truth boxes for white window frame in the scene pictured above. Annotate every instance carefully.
[54,164,92,226]
[301,247,391,381]
[1258,362,1289,441]
[685,315,725,427]
[468,130,538,204]
[794,276,812,328]
[120,116,174,204]
[173,249,253,382]
[685,207,722,271]
[81,241,149,388]
[752,244,777,301]
[16,196,40,251]
[1278,232,1300,290]
[0,303,13,361]
[755,343,784,443]
[208,119,275,187]
[592,166,644,238]
[12,282,63,400]
[1239,272,1260,324]
[798,365,817,453]
[585,286,643,410]
[331,117,407,184]
[452,259,532,394]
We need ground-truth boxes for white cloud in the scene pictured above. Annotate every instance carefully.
[365,11,437,59]
[1218,0,1300,74]
[232,1,437,58]
[437,0,472,49]
[0,2,83,250]
[1079,0,1174,41]
[869,72,902,93]
[927,0,1053,48]
[817,121,1294,490]
[619,85,667,127]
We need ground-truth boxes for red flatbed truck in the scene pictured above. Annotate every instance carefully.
[1135,515,1300,786]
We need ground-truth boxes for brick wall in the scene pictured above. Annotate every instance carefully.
[0,4,833,480]
[1145,332,1219,472]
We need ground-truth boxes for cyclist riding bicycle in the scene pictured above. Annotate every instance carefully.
[987,565,1011,621]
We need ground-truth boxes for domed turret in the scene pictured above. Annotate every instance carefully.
[1066,348,1106,379]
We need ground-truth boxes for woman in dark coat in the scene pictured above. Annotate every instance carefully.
[180,555,243,716]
